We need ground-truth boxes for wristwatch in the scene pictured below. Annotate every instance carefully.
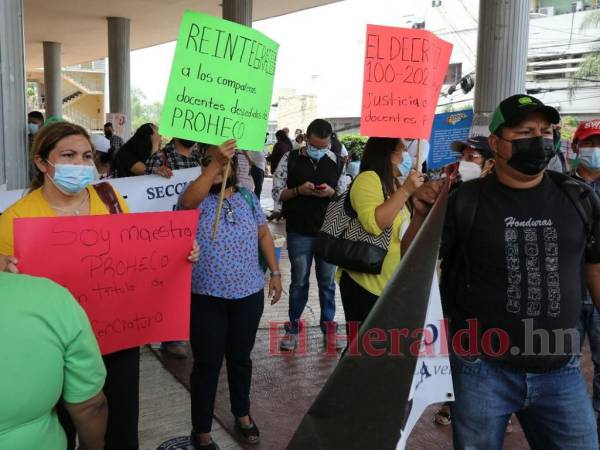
[270,271,281,277]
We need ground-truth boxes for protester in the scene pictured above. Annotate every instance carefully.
[113,123,161,177]
[282,127,294,150]
[0,272,108,450]
[90,134,113,178]
[270,130,293,174]
[179,140,282,450]
[346,152,360,180]
[146,137,202,178]
[293,132,305,150]
[242,149,267,198]
[451,135,495,182]
[440,95,600,449]
[547,124,569,174]
[272,119,346,351]
[27,110,44,136]
[104,121,125,158]
[338,137,426,345]
[571,119,600,433]
[331,132,349,166]
[0,121,199,450]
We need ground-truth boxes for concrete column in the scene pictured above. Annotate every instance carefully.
[107,17,131,138]
[43,41,62,119]
[0,0,27,189]
[472,0,530,133]
[223,0,252,26]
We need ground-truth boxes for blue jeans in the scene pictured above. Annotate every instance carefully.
[450,354,597,450]
[285,232,336,334]
[578,302,600,413]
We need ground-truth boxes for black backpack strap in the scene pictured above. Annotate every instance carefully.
[547,171,595,249]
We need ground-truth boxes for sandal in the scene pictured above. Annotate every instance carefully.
[191,431,221,450]
[235,416,260,445]
[434,405,452,426]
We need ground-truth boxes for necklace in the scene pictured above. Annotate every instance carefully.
[43,190,89,215]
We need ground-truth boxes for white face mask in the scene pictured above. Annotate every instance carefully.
[458,160,482,182]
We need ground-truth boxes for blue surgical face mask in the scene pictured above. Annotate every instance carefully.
[307,144,328,161]
[47,162,99,195]
[397,152,413,177]
[28,123,39,135]
[579,147,600,170]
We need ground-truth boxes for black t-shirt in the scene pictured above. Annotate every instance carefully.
[443,173,598,372]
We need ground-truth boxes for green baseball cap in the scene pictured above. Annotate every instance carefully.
[489,95,560,134]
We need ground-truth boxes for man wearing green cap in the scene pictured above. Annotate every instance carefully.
[440,94,600,449]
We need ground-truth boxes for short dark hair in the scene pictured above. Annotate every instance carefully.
[493,125,505,138]
[28,111,44,122]
[104,122,113,128]
[306,119,333,139]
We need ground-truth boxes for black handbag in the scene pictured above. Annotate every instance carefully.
[315,181,392,274]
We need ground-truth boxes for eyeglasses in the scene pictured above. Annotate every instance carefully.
[462,151,483,162]
[223,199,235,224]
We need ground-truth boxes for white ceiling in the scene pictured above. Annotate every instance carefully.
[24,0,341,70]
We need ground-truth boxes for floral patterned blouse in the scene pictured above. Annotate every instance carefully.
[191,190,266,299]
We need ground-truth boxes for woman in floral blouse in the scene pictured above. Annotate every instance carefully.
[179,140,282,450]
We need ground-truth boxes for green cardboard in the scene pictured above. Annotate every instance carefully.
[159,11,278,151]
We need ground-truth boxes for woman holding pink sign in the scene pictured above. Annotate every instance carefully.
[0,121,199,450]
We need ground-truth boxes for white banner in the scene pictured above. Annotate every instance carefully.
[396,271,454,450]
[0,168,201,214]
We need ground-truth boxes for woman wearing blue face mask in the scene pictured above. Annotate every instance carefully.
[337,137,427,346]
[0,121,199,450]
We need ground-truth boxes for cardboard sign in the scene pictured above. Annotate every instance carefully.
[360,25,453,139]
[14,210,200,354]
[427,109,473,170]
[159,11,279,151]
[105,113,127,138]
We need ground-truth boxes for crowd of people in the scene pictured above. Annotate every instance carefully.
[2,94,600,450]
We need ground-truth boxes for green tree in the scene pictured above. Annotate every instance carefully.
[340,134,368,159]
[570,11,600,93]
[131,87,163,131]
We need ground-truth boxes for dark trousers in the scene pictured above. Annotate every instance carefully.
[339,271,379,345]
[190,290,264,433]
[250,165,265,198]
[58,347,140,450]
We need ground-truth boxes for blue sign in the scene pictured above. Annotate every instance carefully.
[427,109,474,170]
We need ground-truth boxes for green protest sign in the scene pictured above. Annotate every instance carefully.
[159,11,278,151]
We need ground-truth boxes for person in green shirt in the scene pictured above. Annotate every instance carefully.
[0,272,108,450]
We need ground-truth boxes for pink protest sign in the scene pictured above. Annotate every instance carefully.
[360,25,453,139]
[14,210,199,354]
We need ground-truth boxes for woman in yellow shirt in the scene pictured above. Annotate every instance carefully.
[339,137,427,345]
[0,121,198,450]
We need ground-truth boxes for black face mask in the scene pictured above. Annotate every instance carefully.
[178,138,196,148]
[505,136,555,176]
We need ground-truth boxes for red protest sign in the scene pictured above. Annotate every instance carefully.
[360,25,453,139]
[14,210,200,355]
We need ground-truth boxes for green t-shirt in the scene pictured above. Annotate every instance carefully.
[0,273,106,450]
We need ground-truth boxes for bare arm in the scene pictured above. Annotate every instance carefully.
[179,140,236,210]
[374,171,423,230]
[586,263,600,311]
[258,223,282,304]
[400,181,442,255]
[63,392,108,450]
[129,162,147,175]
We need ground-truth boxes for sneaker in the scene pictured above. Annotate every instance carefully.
[323,332,345,350]
[279,332,298,351]
[161,341,188,359]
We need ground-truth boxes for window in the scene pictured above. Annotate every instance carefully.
[444,63,463,85]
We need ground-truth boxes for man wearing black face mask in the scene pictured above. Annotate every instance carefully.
[440,94,600,449]
[145,137,202,179]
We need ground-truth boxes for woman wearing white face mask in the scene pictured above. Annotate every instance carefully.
[0,122,199,450]
[337,137,434,347]
[450,136,495,183]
